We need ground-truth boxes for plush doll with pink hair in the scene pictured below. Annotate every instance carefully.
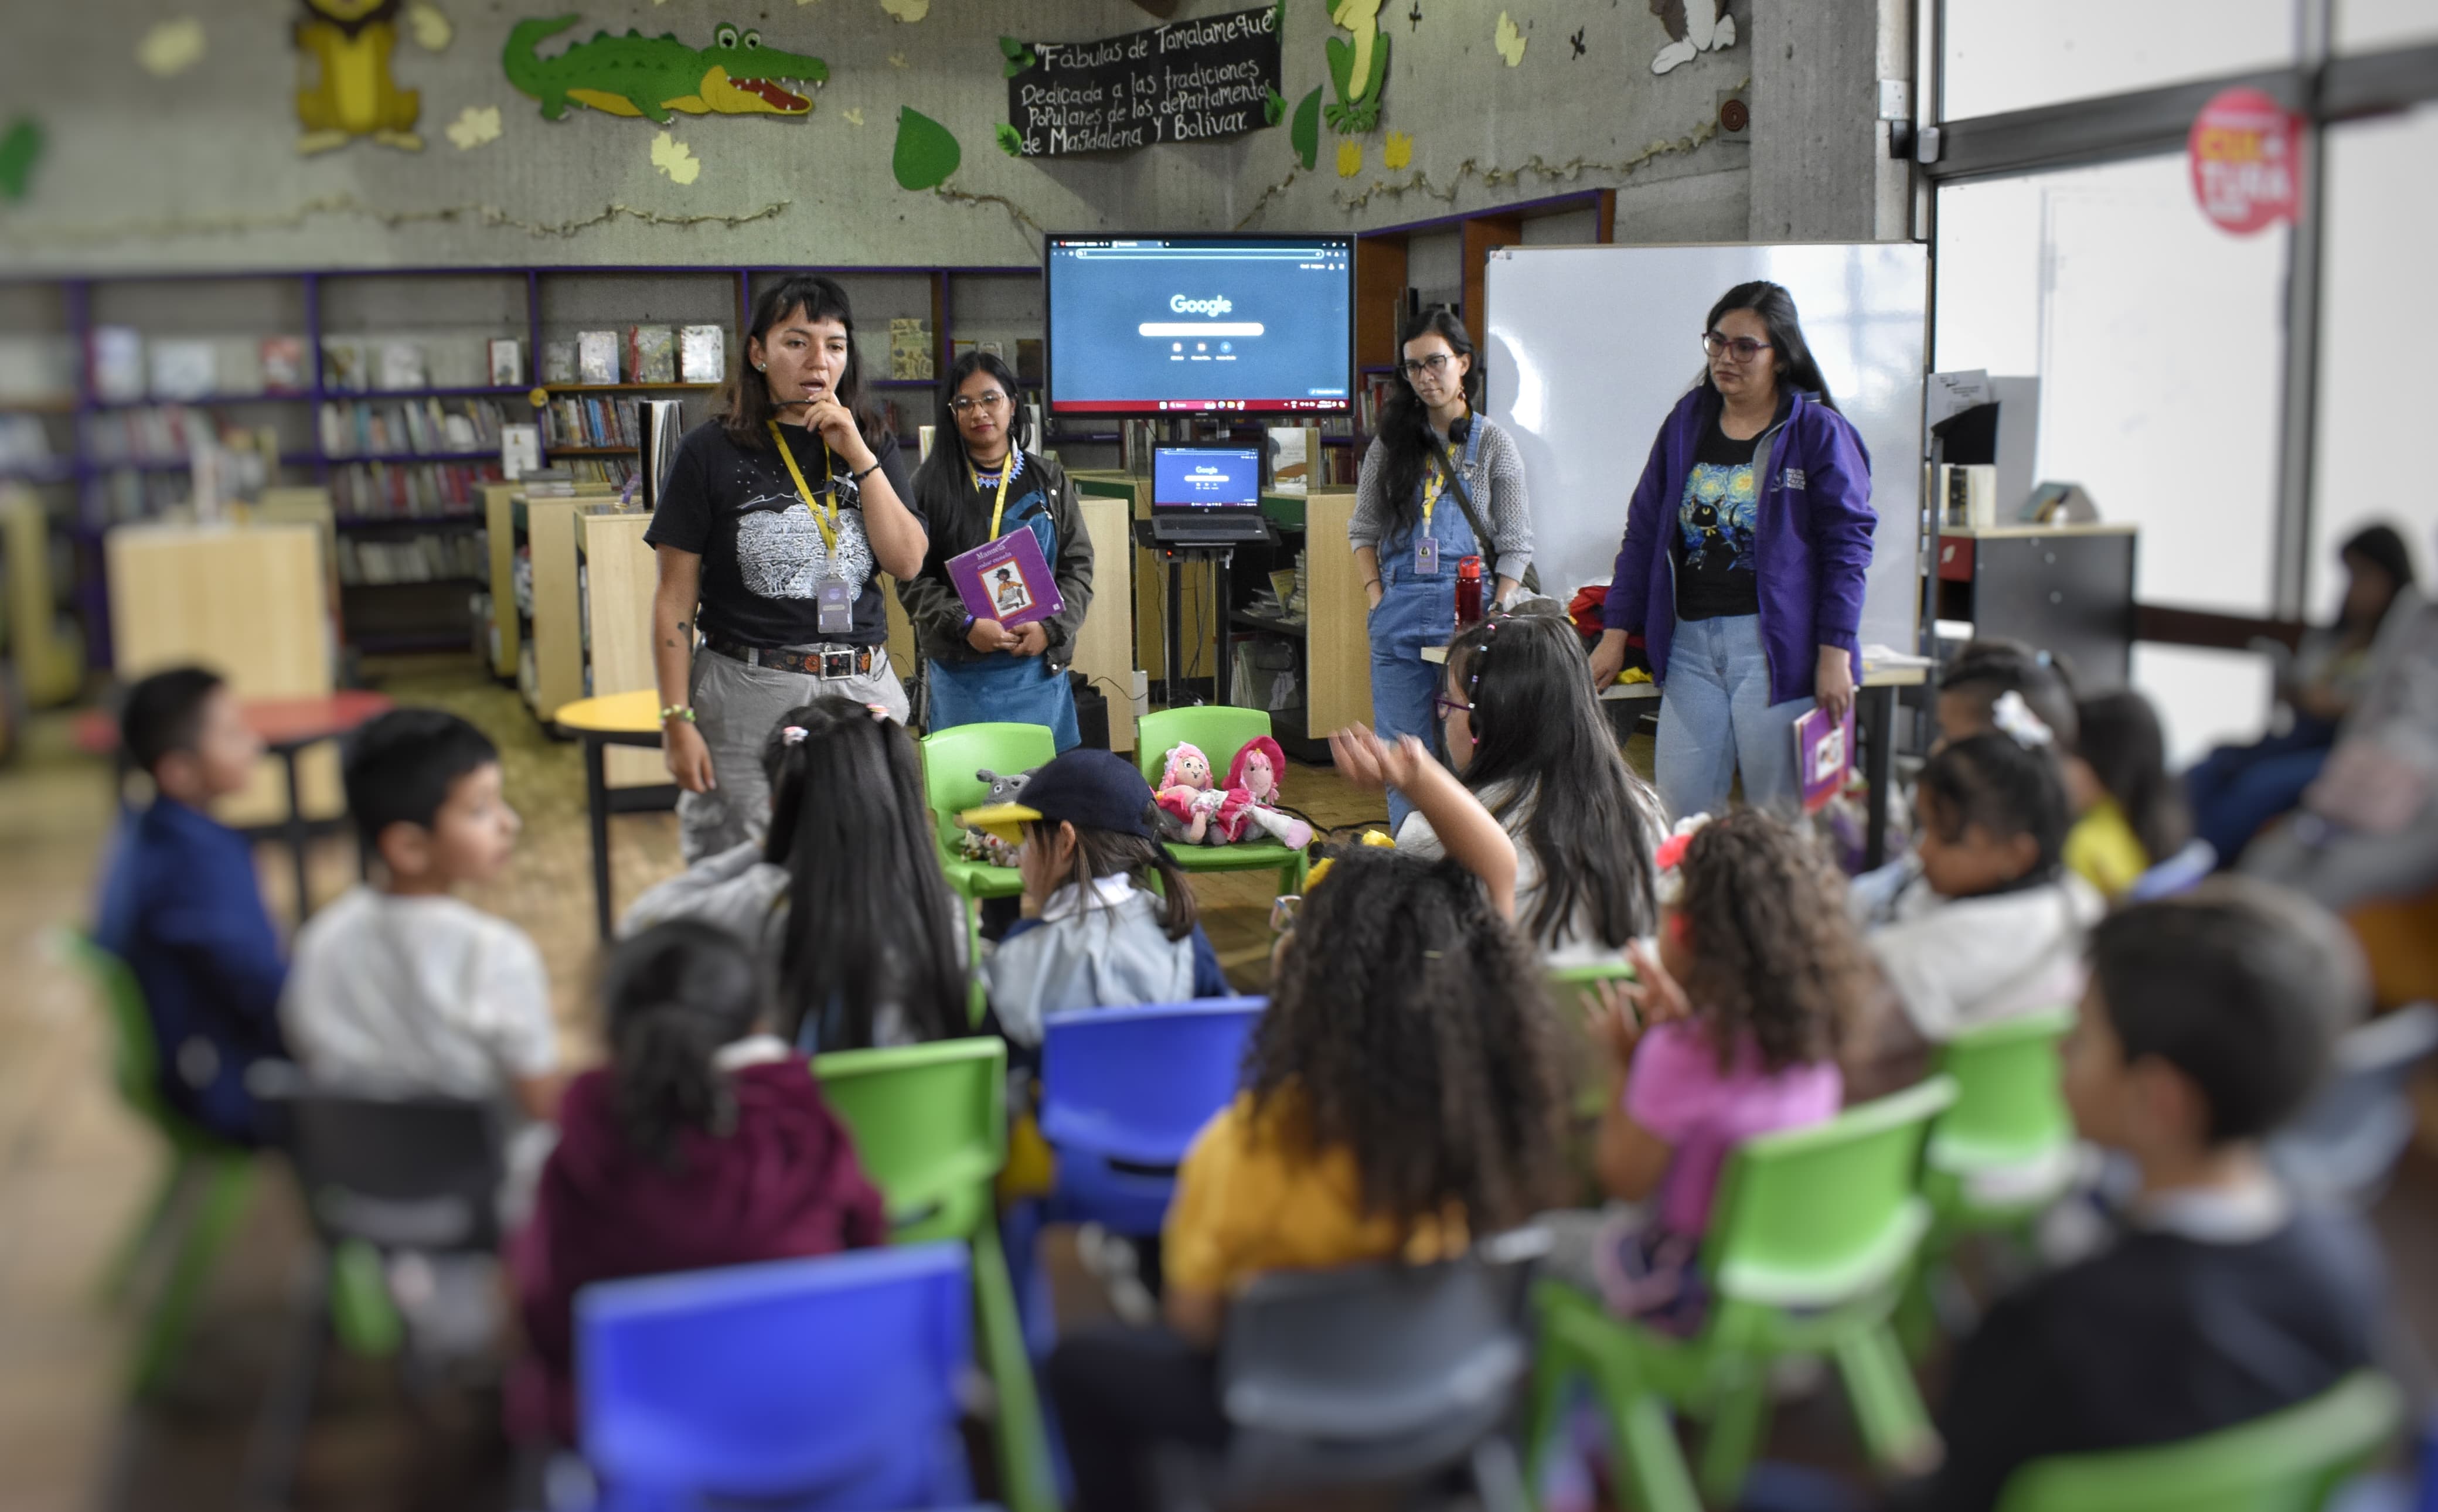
[1153,741,1229,843]
[1208,735,1314,849]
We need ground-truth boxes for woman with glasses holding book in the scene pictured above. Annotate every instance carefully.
[900,350,1095,748]
[1589,281,1877,823]
[1349,309,1537,835]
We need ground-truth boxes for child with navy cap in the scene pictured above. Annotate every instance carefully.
[963,747,1232,1046]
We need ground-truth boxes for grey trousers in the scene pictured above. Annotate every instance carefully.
[2241,807,2438,916]
[678,648,910,863]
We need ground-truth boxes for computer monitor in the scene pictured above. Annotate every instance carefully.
[1151,445,1264,516]
[1046,234,1354,417]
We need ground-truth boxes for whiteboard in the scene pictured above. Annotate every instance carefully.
[1483,244,1928,658]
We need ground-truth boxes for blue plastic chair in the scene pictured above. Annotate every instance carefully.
[577,1243,976,1512]
[1037,997,1267,1235]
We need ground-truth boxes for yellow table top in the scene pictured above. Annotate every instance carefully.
[554,687,663,735]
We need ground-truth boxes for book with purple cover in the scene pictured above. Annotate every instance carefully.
[947,528,1062,629]
[1793,703,1855,815]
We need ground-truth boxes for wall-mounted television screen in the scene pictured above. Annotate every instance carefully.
[1044,233,1354,417]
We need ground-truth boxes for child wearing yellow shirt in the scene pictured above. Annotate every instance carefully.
[2069,688,2191,896]
[1044,726,1571,1512]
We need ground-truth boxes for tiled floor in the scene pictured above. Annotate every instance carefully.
[4,653,2433,1511]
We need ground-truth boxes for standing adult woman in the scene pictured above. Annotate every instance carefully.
[900,351,1095,748]
[1349,309,1535,833]
[648,274,927,861]
[1589,281,1876,822]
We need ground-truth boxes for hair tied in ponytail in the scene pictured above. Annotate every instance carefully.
[1991,690,2055,751]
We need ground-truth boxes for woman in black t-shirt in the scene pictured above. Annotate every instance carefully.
[646,274,928,861]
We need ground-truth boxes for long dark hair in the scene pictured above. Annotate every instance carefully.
[1026,816,1199,942]
[719,274,887,451]
[1671,810,1864,1074]
[1700,281,1839,414]
[2075,689,2191,865]
[1916,732,2070,890]
[1247,846,1568,1231]
[2338,523,2415,634]
[760,698,969,1048]
[1444,609,1658,949]
[1375,308,1484,535]
[912,349,1036,563]
[602,920,764,1167]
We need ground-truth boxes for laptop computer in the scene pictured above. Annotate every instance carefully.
[1147,444,1274,544]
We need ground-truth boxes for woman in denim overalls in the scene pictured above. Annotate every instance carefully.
[1350,311,1534,833]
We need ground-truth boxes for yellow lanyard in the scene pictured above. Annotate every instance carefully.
[1420,464,1445,533]
[969,451,1017,540]
[767,421,840,554]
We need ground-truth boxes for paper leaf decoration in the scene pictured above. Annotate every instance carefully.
[406,2,453,52]
[1494,11,1526,66]
[999,36,1037,79]
[1262,87,1286,127]
[1336,139,1362,178]
[651,130,702,183]
[503,18,829,122]
[1383,130,1412,169]
[842,107,865,126]
[0,117,44,205]
[137,18,206,78]
[892,106,961,190]
[445,104,502,149]
[995,122,1024,156]
[1289,85,1322,168]
[880,0,929,19]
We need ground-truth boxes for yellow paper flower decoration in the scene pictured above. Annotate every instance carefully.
[650,131,702,185]
[1336,139,1363,178]
[1383,131,1412,169]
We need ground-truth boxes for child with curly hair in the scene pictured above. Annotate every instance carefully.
[1045,726,1571,1512]
[1551,808,1873,1330]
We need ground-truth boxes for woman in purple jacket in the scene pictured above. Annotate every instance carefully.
[1588,282,1876,821]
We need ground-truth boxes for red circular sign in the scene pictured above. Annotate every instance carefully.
[2189,86,2301,235]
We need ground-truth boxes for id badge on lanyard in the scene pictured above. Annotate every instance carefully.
[1415,467,1445,575]
[771,421,856,635]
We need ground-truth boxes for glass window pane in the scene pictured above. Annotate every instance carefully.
[1934,154,2291,760]
[2313,103,2438,618]
[2338,0,2438,53]
[1943,0,2298,119]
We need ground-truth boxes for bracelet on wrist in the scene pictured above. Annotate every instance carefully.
[660,704,696,726]
[851,459,883,483]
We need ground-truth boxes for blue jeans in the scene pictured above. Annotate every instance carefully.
[927,652,1081,751]
[1654,614,1813,822]
[1367,576,1458,835]
[2185,726,2333,867]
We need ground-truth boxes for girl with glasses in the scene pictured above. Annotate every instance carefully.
[1347,308,1538,833]
[899,349,1096,749]
[1588,280,1878,823]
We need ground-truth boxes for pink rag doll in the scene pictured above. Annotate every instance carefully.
[1154,742,1230,843]
[1208,736,1315,849]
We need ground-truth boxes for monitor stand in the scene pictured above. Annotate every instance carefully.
[1132,521,1242,709]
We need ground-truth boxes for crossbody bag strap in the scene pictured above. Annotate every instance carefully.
[1426,427,1496,557]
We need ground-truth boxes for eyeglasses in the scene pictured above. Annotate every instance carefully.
[1702,332,1772,363]
[1400,353,1455,380]
[1433,693,1474,722]
[948,390,1010,414]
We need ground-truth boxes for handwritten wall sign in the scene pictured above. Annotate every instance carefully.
[1004,5,1281,157]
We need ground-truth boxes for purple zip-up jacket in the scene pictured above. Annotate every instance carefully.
[1603,385,1876,707]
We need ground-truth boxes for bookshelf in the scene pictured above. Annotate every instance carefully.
[0,261,1036,669]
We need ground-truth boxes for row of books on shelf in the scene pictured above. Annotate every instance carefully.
[87,407,288,468]
[549,326,724,387]
[337,531,488,586]
[0,415,55,469]
[540,394,639,449]
[87,329,315,403]
[321,399,508,459]
[330,459,504,519]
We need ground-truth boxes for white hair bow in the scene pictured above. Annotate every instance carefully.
[1991,691,2054,750]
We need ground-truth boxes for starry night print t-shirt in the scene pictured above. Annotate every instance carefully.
[1672,400,1781,622]
[645,417,920,649]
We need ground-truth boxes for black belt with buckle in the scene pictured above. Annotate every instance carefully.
[705,636,881,680]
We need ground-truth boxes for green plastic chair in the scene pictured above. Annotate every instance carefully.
[921,721,1058,966]
[1899,1006,2081,1356]
[1135,706,1310,898]
[1547,961,1638,1122]
[814,1037,1054,1512]
[56,928,259,1397]
[1993,1369,2402,1512]
[1527,1077,1959,1512]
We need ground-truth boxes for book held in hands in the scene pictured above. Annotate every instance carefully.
[946,528,1062,631]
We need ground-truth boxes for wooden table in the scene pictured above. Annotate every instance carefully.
[553,689,676,940]
[76,690,396,924]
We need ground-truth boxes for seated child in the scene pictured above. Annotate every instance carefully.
[92,666,290,1146]
[2071,686,2192,894]
[1046,726,1569,1512]
[1551,809,1868,1330]
[628,699,973,1050]
[282,710,559,1126]
[1854,693,2103,1065]
[973,746,1230,1048]
[508,921,886,1445]
[1402,608,1663,969]
[1901,878,2384,1511]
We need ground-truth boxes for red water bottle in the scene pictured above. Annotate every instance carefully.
[1454,554,1485,628]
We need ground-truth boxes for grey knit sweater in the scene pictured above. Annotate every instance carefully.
[1347,413,1535,585]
